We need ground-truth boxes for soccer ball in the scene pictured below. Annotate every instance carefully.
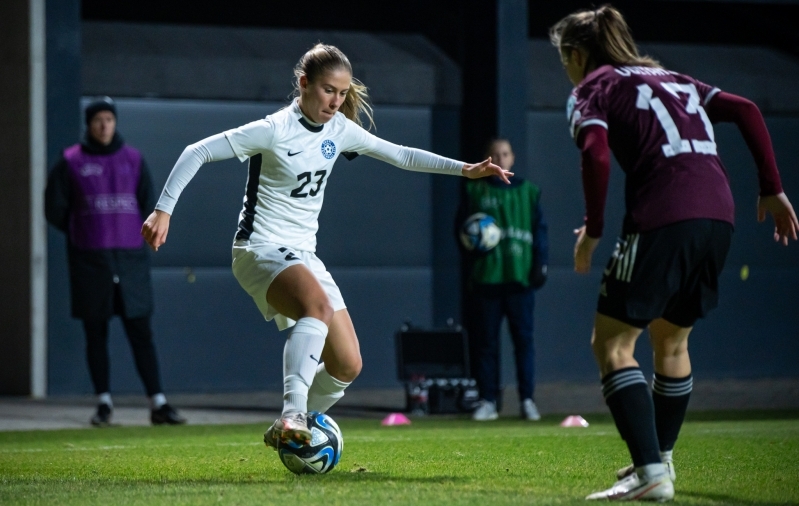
[277,412,343,474]
[460,213,502,252]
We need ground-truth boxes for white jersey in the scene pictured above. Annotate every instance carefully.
[156,99,464,252]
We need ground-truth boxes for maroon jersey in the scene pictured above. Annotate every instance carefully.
[568,64,734,233]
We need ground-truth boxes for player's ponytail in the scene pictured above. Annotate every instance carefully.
[293,43,375,130]
[339,77,374,130]
[549,4,659,74]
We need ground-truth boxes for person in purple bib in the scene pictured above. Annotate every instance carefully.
[45,97,185,427]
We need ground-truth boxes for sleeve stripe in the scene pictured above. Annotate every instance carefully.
[573,119,608,139]
[705,87,721,105]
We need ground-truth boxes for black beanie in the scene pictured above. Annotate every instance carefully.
[85,97,117,125]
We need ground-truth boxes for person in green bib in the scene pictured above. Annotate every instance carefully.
[458,139,549,421]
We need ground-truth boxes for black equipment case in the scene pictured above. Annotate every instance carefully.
[395,323,479,414]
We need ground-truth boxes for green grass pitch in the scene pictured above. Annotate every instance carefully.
[1,411,797,505]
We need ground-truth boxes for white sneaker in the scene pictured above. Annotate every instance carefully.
[616,460,676,482]
[472,400,498,421]
[586,473,674,502]
[521,399,541,421]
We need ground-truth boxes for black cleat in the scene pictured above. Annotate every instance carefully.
[90,403,113,427]
[150,404,187,425]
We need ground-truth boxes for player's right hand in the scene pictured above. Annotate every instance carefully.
[462,157,513,183]
[757,192,798,246]
[573,225,600,274]
[141,209,171,252]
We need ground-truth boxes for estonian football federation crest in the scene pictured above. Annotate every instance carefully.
[321,140,336,159]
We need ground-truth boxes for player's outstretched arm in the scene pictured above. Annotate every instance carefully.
[141,209,171,251]
[143,133,240,253]
[461,157,513,183]
[758,193,799,246]
[355,134,511,180]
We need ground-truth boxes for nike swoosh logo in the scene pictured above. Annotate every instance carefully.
[288,150,303,157]
[310,354,321,364]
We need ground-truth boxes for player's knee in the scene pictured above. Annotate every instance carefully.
[303,299,334,326]
[652,337,689,359]
[592,338,635,371]
[329,355,361,383]
[590,338,613,360]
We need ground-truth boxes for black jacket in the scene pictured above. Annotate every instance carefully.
[45,132,157,320]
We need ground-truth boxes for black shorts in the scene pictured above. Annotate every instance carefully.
[597,219,733,329]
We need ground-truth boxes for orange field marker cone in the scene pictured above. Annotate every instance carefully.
[381,413,412,426]
[560,415,589,427]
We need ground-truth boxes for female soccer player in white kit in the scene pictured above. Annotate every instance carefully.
[141,44,512,447]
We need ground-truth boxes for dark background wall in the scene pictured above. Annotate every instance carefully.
[48,99,444,394]
[44,0,799,396]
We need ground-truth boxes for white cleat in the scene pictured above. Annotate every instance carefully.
[521,399,541,421]
[274,412,312,446]
[472,400,498,421]
[616,461,676,482]
[263,420,279,450]
[586,473,674,502]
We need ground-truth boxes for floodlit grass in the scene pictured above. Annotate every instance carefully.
[1,412,798,505]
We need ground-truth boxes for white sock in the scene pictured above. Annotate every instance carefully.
[307,363,351,413]
[637,463,667,480]
[283,317,328,416]
[150,393,167,410]
[660,450,673,463]
[98,392,113,408]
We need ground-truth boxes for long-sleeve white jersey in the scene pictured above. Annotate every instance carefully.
[155,100,465,251]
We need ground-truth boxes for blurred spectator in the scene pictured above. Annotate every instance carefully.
[45,97,185,427]
[458,139,549,421]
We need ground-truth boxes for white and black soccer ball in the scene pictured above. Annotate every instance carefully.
[460,213,502,252]
[277,412,343,474]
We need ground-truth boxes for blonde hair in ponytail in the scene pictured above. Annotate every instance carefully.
[549,4,659,70]
[293,43,375,130]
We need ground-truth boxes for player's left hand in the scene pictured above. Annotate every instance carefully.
[462,157,513,183]
[758,193,799,246]
[574,225,600,274]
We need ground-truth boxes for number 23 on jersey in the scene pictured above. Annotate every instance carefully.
[290,170,327,198]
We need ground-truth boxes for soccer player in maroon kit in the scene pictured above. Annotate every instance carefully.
[550,5,798,502]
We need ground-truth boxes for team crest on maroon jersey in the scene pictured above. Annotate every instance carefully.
[566,95,577,122]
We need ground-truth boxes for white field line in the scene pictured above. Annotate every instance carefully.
[2,425,795,453]
[0,441,262,454]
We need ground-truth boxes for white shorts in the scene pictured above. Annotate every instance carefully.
[231,240,346,331]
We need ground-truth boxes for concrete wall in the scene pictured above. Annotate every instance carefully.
[47,99,442,394]
[48,101,799,395]
[82,22,461,107]
[49,22,468,395]
[45,27,799,395]
[528,39,799,114]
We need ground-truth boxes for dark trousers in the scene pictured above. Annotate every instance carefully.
[82,314,163,397]
[467,287,536,403]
